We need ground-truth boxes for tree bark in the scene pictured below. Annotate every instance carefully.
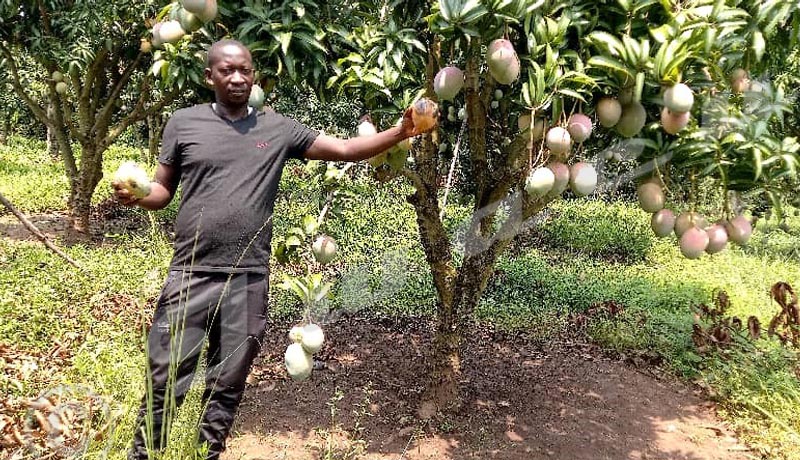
[69,141,105,232]
[0,118,8,145]
[147,113,163,164]
[46,101,59,158]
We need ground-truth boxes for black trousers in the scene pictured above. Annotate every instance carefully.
[128,270,268,460]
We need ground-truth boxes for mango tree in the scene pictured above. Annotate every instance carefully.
[0,1,204,231]
[320,0,800,410]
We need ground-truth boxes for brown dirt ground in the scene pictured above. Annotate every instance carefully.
[223,316,751,460]
[0,202,153,245]
[0,212,72,241]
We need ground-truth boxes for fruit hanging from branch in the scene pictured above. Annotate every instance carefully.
[567,113,592,143]
[569,162,597,196]
[312,235,338,264]
[679,226,709,259]
[661,107,690,134]
[284,343,313,381]
[637,182,665,213]
[596,98,622,128]
[546,126,572,157]
[157,20,185,44]
[486,39,520,85]
[524,167,555,198]
[705,224,729,254]
[433,66,465,101]
[651,209,676,238]
[248,84,265,110]
[289,326,304,344]
[178,8,203,33]
[548,162,570,197]
[300,324,325,354]
[616,102,646,137]
[726,216,753,245]
[674,212,707,238]
[182,0,217,22]
[663,83,694,113]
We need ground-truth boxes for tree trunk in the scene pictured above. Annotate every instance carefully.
[46,102,59,158]
[147,113,163,164]
[420,252,499,414]
[0,118,8,145]
[69,142,105,232]
[424,314,462,414]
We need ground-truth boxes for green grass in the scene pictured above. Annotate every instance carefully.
[0,136,69,213]
[2,137,800,459]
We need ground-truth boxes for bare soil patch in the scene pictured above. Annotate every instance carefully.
[224,316,750,460]
[0,200,151,245]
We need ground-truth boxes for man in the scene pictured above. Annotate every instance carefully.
[115,39,426,459]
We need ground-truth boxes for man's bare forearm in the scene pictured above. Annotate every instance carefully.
[136,182,173,210]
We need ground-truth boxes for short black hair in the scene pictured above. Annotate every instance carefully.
[206,39,251,68]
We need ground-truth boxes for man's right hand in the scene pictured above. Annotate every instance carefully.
[112,181,143,207]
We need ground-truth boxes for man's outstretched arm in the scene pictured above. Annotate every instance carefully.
[304,108,428,162]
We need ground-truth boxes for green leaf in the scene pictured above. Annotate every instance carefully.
[362,73,385,88]
[151,60,166,77]
[587,56,634,80]
[285,235,302,247]
[302,215,318,235]
[557,88,586,102]
[314,282,333,302]
[522,81,533,107]
[587,31,626,57]
[632,0,660,14]
[278,31,293,55]
[273,243,288,264]
[279,275,310,303]
[649,24,673,43]
[751,30,765,62]
[439,0,452,21]
[753,147,763,180]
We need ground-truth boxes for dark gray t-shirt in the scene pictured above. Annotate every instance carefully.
[159,104,319,273]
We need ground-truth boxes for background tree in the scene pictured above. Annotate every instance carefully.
[0,1,196,231]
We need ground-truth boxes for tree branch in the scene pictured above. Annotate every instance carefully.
[74,48,109,138]
[36,0,54,37]
[407,183,456,308]
[54,85,85,146]
[464,39,496,215]
[480,133,531,212]
[94,51,144,138]
[104,77,179,149]
[0,190,83,270]
[81,47,109,110]
[0,43,53,127]
[50,94,79,184]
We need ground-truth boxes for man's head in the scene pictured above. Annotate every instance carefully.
[204,39,254,108]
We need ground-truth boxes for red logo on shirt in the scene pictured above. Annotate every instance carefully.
[256,142,270,149]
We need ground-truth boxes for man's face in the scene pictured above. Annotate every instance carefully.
[205,44,254,107]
